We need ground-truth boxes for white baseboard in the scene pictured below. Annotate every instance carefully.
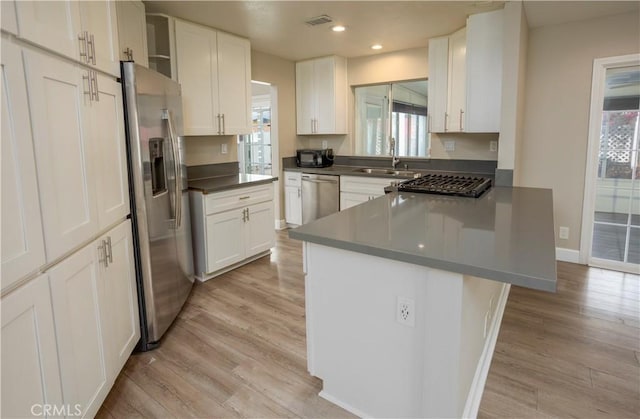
[275,219,288,230]
[556,247,580,263]
[462,283,511,419]
[319,390,371,419]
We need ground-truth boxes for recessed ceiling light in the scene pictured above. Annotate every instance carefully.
[371,44,383,50]
[332,25,346,32]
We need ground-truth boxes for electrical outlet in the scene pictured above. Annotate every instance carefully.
[559,226,569,240]
[322,140,328,149]
[444,140,455,152]
[396,297,415,327]
[221,143,228,154]
[489,141,498,152]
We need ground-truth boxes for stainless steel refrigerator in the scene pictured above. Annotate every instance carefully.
[121,62,194,351]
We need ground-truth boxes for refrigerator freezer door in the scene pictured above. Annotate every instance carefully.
[121,63,194,346]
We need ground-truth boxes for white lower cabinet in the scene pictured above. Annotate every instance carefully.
[340,176,396,210]
[48,220,139,418]
[191,183,275,279]
[1,274,64,419]
[284,171,302,225]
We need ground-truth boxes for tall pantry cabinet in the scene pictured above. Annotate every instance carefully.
[0,1,140,417]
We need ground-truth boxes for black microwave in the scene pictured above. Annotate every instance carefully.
[296,149,334,168]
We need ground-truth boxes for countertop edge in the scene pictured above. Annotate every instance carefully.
[188,176,278,194]
[288,230,557,292]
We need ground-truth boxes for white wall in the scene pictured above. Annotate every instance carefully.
[518,11,640,250]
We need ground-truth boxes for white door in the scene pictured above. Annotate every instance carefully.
[447,27,466,132]
[1,274,64,418]
[582,57,640,273]
[175,20,219,135]
[48,243,109,419]
[92,73,130,230]
[427,37,449,133]
[285,186,302,225]
[115,0,149,67]
[1,40,46,290]
[79,0,119,77]
[206,209,245,272]
[296,60,315,134]
[23,49,98,263]
[245,201,275,257]
[314,56,337,134]
[101,221,140,379]
[217,31,251,135]
[14,0,81,60]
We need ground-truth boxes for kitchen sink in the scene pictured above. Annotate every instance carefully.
[352,168,420,177]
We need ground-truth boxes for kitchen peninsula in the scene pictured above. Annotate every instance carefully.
[289,187,557,418]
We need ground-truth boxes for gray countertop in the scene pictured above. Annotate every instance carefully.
[289,187,557,292]
[188,173,277,194]
[283,165,488,180]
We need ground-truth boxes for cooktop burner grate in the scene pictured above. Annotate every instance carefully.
[397,174,492,198]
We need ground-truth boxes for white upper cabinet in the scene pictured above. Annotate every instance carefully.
[24,49,129,263]
[465,9,504,133]
[175,19,251,136]
[175,19,219,135]
[15,0,119,76]
[116,0,149,67]
[447,27,467,132]
[296,56,347,135]
[14,1,81,60]
[427,9,503,133]
[23,49,98,263]
[217,31,252,135]
[427,36,449,133]
[79,0,120,76]
[92,73,130,230]
[1,0,18,35]
[1,40,46,291]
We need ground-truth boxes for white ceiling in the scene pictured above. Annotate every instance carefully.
[144,1,640,61]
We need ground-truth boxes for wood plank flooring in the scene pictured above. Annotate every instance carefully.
[97,231,640,418]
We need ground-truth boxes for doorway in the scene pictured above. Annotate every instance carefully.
[238,81,278,176]
[581,55,640,273]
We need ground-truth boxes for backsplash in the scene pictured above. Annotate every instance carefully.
[183,135,238,166]
[430,133,499,160]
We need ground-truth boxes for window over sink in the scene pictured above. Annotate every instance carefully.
[354,80,430,158]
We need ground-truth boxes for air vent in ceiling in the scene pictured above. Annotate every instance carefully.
[305,15,333,26]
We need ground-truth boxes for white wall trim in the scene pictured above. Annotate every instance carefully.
[462,283,510,419]
[579,53,640,265]
[556,247,580,264]
[319,390,373,419]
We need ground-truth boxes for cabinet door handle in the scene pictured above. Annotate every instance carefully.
[98,240,108,268]
[246,208,250,221]
[78,31,89,63]
[87,33,96,65]
[427,114,431,132]
[444,113,448,132]
[83,71,92,101]
[459,109,464,131]
[222,114,226,134]
[123,47,133,61]
[297,187,301,198]
[106,236,113,264]
[91,71,99,102]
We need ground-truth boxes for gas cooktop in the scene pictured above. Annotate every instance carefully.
[397,173,492,198]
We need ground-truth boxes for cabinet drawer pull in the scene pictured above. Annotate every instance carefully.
[239,196,250,200]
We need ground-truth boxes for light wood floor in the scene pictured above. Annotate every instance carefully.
[97,231,640,418]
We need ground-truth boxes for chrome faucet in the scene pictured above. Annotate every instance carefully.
[390,137,400,169]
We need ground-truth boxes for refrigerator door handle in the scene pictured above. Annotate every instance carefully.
[162,109,182,229]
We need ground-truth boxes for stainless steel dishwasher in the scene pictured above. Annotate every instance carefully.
[301,173,339,224]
